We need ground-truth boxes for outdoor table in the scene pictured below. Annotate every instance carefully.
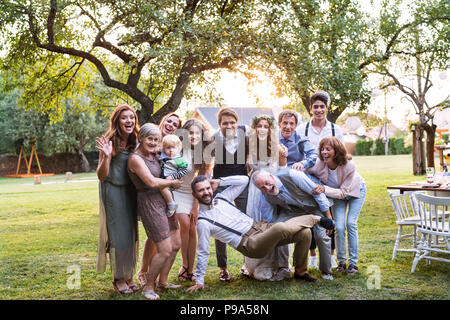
[387,183,450,196]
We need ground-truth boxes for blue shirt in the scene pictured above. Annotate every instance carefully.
[279,131,318,168]
[260,169,331,222]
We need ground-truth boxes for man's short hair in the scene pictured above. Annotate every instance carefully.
[310,90,331,107]
[278,110,298,126]
[217,108,239,124]
[191,175,209,192]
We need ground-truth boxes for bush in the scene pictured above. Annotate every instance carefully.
[442,133,449,144]
[355,139,372,155]
[374,138,386,155]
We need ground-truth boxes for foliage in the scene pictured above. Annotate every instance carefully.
[370,0,450,169]
[0,80,107,159]
[252,0,373,122]
[0,0,265,124]
[355,140,373,156]
[355,138,410,156]
[442,133,449,144]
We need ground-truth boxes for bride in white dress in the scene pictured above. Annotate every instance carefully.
[242,114,291,281]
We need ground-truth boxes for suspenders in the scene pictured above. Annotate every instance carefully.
[305,121,335,137]
[197,196,244,236]
[197,217,243,236]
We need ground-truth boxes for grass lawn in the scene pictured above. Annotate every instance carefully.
[0,154,449,300]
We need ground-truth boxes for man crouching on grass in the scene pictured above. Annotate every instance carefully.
[186,175,335,292]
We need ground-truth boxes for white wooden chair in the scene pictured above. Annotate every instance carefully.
[388,191,421,260]
[411,193,450,273]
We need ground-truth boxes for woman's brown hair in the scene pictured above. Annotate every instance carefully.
[182,118,212,174]
[318,136,348,166]
[104,104,140,157]
[249,114,278,163]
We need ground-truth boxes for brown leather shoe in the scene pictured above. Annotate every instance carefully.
[219,269,231,282]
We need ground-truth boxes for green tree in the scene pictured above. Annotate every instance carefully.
[248,0,374,122]
[0,0,263,124]
[0,79,107,171]
[370,0,449,172]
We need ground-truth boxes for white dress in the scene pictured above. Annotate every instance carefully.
[172,150,197,214]
[242,160,292,281]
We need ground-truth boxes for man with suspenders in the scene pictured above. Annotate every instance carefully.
[297,91,344,271]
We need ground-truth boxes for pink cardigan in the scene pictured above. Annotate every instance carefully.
[306,159,362,199]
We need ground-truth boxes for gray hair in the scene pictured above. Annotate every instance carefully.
[251,169,272,184]
[139,123,161,141]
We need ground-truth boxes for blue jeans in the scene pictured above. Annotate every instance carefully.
[332,182,366,266]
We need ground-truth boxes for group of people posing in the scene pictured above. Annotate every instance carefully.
[95,90,366,300]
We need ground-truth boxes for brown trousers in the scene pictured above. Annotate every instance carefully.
[236,215,320,272]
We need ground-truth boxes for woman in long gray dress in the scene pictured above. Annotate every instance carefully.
[128,123,183,300]
[242,114,290,281]
[96,104,140,294]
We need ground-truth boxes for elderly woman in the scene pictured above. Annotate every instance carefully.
[96,104,140,294]
[128,123,183,300]
[136,113,183,285]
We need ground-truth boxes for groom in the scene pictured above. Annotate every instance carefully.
[186,175,335,292]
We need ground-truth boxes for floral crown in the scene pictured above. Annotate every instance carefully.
[251,114,276,128]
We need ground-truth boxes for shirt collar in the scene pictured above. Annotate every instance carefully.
[218,129,238,140]
[279,131,296,142]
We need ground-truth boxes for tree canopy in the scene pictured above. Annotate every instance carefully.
[1,0,262,124]
[0,0,448,127]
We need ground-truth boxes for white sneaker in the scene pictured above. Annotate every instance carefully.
[271,267,292,281]
[308,256,319,270]
[331,255,338,269]
[322,273,334,281]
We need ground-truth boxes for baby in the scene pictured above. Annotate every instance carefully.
[160,134,188,217]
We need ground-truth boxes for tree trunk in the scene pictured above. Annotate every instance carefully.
[327,108,344,124]
[411,125,426,175]
[76,148,90,173]
[423,123,436,169]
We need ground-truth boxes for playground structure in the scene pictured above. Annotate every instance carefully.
[3,138,54,178]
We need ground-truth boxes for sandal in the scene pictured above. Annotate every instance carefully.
[347,265,359,275]
[156,282,182,292]
[187,272,196,282]
[178,265,189,282]
[336,263,347,272]
[126,279,140,292]
[142,290,160,300]
[219,269,231,282]
[137,271,148,286]
[112,281,133,295]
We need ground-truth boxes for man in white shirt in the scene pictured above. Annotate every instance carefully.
[297,90,344,272]
[297,91,344,147]
[186,175,335,292]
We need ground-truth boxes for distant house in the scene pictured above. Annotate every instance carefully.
[191,107,275,132]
